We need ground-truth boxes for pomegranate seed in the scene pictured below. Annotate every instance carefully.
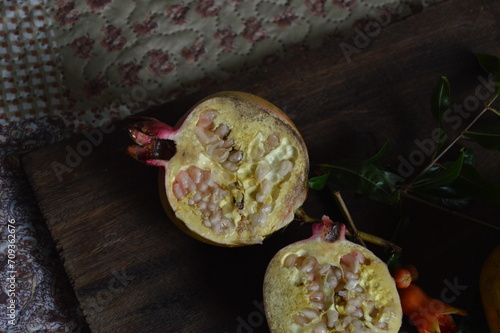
[326,309,338,327]
[228,150,243,162]
[293,314,309,326]
[196,109,217,128]
[222,138,234,148]
[261,204,273,213]
[205,141,222,156]
[310,301,324,310]
[266,133,280,148]
[278,160,293,177]
[309,291,323,302]
[294,256,305,268]
[255,163,270,182]
[187,166,203,184]
[306,281,320,292]
[300,256,318,274]
[173,182,186,199]
[214,123,230,138]
[312,322,327,333]
[301,308,319,320]
[260,179,272,194]
[221,161,238,172]
[345,278,358,290]
[176,170,196,191]
[209,211,221,224]
[351,308,364,318]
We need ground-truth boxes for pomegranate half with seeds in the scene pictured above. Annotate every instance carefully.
[263,216,402,332]
[127,91,309,246]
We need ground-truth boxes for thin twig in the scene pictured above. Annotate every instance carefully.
[401,192,500,232]
[295,207,320,223]
[486,106,500,115]
[405,92,500,188]
[332,191,367,247]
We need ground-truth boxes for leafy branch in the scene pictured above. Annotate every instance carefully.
[308,53,500,243]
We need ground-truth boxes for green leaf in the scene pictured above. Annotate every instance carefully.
[411,154,500,206]
[364,140,390,164]
[412,151,464,190]
[453,164,500,203]
[495,74,500,94]
[431,77,450,156]
[411,186,472,209]
[433,124,447,158]
[463,126,500,150]
[323,159,400,204]
[308,171,330,190]
[475,53,500,76]
[462,147,475,166]
[386,252,402,272]
[390,202,411,244]
[431,76,451,122]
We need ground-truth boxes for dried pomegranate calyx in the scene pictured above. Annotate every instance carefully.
[263,216,402,332]
[127,91,309,246]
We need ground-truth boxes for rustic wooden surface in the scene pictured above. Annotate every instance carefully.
[22,0,500,332]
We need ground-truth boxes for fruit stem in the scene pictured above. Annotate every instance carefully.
[347,230,402,254]
[295,208,321,223]
[332,191,367,248]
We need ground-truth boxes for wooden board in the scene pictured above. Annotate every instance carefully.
[23,0,500,332]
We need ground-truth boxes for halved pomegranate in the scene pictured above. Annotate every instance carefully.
[127,91,309,246]
[263,216,402,332]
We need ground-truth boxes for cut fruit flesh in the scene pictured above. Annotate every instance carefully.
[263,218,402,332]
[129,92,309,246]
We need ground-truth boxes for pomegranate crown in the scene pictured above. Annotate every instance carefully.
[312,216,346,242]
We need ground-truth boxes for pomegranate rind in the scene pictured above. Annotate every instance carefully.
[263,231,402,332]
[480,245,500,333]
[161,91,309,246]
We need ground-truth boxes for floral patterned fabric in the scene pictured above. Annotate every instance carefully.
[0,0,441,331]
[1,118,89,333]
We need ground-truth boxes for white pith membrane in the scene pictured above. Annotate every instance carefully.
[263,228,402,333]
[165,95,308,245]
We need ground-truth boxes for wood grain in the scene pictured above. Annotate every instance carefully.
[23,0,500,332]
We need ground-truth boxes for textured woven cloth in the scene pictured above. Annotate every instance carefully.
[0,0,440,331]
